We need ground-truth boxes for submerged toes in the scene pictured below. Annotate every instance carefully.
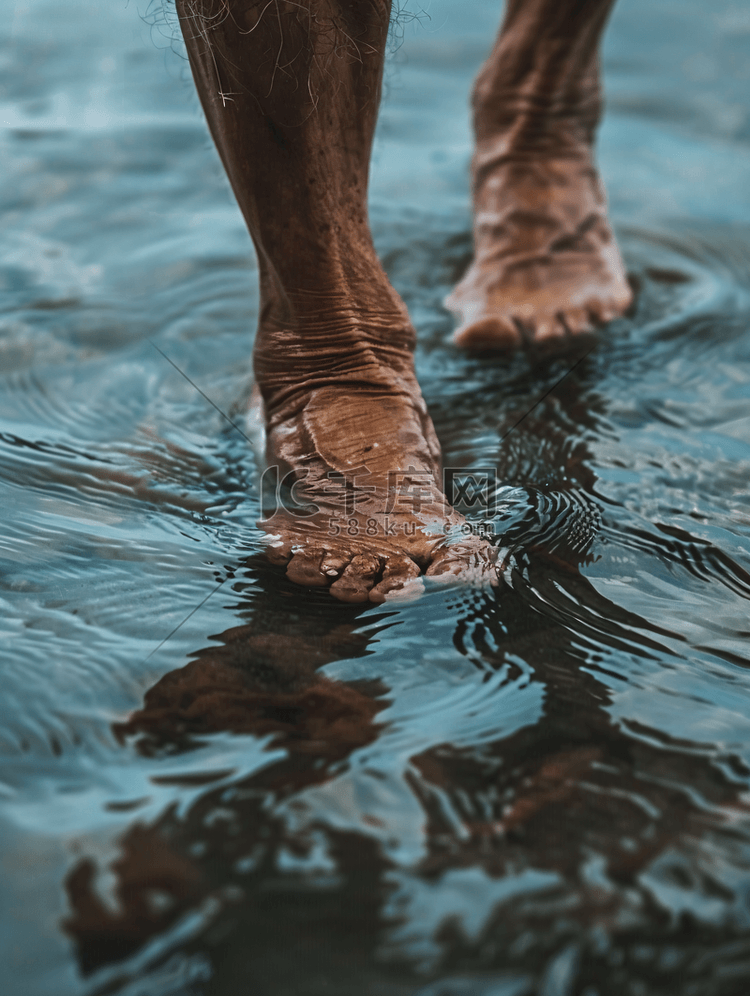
[286,549,330,587]
[370,555,423,603]
[269,532,499,602]
[329,554,383,603]
[320,551,350,578]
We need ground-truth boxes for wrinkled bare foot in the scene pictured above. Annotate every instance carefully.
[447,145,632,351]
[255,315,497,604]
[446,142,632,349]
[176,0,496,601]
[447,0,632,352]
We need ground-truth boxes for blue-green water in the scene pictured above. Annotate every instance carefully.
[2,2,750,994]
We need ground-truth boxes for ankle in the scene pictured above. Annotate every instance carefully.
[253,306,418,413]
[472,70,602,154]
[256,238,413,332]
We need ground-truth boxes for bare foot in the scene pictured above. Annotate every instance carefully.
[254,317,497,603]
[446,142,633,351]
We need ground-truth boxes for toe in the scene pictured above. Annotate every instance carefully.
[286,549,329,587]
[587,291,632,325]
[532,315,568,344]
[586,297,612,325]
[615,280,635,313]
[370,555,423,603]
[453,316,521,351]
[329,554,382,603]
[320,551,350,579]
[593,304,617,325]
[560,307,595,337]
[262,532,294,565]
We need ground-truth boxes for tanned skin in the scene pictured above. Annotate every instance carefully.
[447,0,632,347]
[175,0,629,602]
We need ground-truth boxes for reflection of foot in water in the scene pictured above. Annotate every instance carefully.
[64,580,389,974]
[62,548,750,990]
[447,0,633,350]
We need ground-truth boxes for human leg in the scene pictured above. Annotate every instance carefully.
[447,0,632,351]
[175,0,494,601]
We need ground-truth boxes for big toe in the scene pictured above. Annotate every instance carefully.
[286,549,329,587]
[453,315,521,351]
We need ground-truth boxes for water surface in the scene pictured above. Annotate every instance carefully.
[2,1,750,994]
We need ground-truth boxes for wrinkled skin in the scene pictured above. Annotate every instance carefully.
[447,0,632,348]
[175,0,629,599]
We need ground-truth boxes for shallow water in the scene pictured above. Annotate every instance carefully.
[2,1,750,994]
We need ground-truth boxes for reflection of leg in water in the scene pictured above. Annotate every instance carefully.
[409,567,750,980]
[63,825,203,975]
[447,0,633,351]
[63,564,750,990]
[64,580,390,976]
[175,0,495,601]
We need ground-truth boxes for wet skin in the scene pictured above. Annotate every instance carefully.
[176,0,630,600]
[447,0,632,347]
